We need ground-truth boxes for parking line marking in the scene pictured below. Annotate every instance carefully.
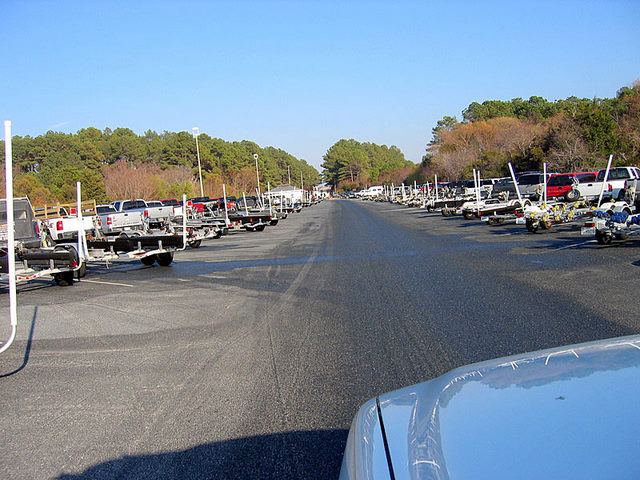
[80,279,134,287]
[553,240,596,251]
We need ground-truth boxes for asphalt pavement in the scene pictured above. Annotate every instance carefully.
[1,199,639,479]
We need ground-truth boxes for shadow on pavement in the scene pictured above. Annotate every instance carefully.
[57,429,348,480]
[0,307,37,378]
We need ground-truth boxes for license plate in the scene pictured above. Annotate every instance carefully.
[516,217,526,225]
[581,227,596,236]
[481,216,488,222]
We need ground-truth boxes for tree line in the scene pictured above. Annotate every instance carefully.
[407,80,640,183]
[321,139,416,191]
[0,127,320,204]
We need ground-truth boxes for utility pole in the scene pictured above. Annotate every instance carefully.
[192,127,204,197]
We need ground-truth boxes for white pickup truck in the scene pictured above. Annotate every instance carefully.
[110,199,174,228]
[575,166,640,202]
[96,204,146,235]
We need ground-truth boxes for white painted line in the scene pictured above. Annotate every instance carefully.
[80,279,134,287]
[200,274,227,279]
[177,278,191,282]
[553,240,596,251]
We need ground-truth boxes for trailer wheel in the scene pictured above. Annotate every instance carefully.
[156,252,174,266]
[565,189,580,202]
[441,209,450,217]
[269,219,279,226]
[525,218,540,233]
[255,224,266,231]
[54,270,74,286]
[540,220,552,230]
[76,261,87,279]
[614,233,629,241]
[463,211,474,220]
[496,217,505,224]
[245,226,255,232]
[486,218,495,225]
[188,239,202,248]
[595,229,613,245]
[140,255,156,266]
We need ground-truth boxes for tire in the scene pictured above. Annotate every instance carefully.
[526,218,539,233]
[595,229,613,245]
[487,218,495,225]
[541,220,552,230]
[76,261,87,279]
[427,206,435,213]
[255,224,266,231]
[496,217,505,224]
[188,239,202,248]
[565,189,580,202]
[156,252,174,266]
[463,211,474,220]
[213,230,223,239]
[140,255,156,266]
[441,209,450,217]
[54,270,74,286]
[245,225,255,232]
[269,219,279,226]
[614,233,629,241]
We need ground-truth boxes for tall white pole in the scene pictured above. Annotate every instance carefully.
[435,174,439,201]
[288,165,291,185]
[253,153,260,197]
[543,163,548,204]
[193,127,204,197]
[222,183,230,225]
[1,120,17,354]
[508,163,523,205]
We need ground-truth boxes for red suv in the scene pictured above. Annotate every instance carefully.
[546,172,597,200]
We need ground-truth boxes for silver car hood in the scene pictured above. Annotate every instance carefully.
[341,335,640,480]
[379,335,640,479]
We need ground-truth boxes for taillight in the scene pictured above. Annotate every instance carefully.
[35,223,40,234]
[144,209,149,217]
[56,220,64,231]
[608,184,612,191]
[584,221,595,227]
[107,216,113,225]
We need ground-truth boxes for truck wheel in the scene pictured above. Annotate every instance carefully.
[595,229,613,245]
[140,255,156,266]
[156,252,174,266]
[188,239,202,248]
[255,225,266,231]
[54,270,74,286]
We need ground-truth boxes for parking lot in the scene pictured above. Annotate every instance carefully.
[1,199,639,479]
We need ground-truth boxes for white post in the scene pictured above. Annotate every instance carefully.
[475,169,482,215]
[222,184,230,225]
[1,120,17,354]
[597,154,614,209]
[543,163,548,205]
[253,153,260,197]
[508,163,523,205]
[287,165,291,185]
[242,192,249,215]
[192,127,204,197]
[267,182,273,213]
[435,174,439,201]
[182,194,187,249]
[76,182,88,263]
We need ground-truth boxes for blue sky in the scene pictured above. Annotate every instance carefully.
[3,0,638,170]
